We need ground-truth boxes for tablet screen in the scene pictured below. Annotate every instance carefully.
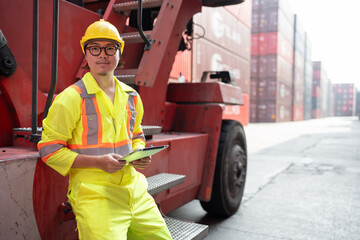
[120,145,169,162]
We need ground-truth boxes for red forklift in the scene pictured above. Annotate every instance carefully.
[0,0,247,239]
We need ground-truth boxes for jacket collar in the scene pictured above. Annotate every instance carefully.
[82,72,135,94]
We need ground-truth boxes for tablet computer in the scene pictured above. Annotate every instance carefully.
[120,145,169,162]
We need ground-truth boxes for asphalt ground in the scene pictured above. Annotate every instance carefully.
[168,117,360,240]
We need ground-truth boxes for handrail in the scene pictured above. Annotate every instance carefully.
[138,0,153,50]
[30,0,40,143]
[43,0,59,120]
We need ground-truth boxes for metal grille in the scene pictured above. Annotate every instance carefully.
[165,217,209,240]
[147,173,185,195]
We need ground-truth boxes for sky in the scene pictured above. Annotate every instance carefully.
[287,0,360,89]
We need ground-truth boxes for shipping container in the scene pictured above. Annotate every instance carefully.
[293,15,306,57]
[169,50,192,82]
[259,0,294,24]
[193,37,250,93]
[224,0,252,28]
[257,8,294,43]
[256,77,292,103]
[256,99,292,122]
[194,6,251,60]
[252,54,292,82]
[332,83,356,116]
[255,32,293,64]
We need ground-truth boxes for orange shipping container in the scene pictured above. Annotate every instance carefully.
[170,50,192,82]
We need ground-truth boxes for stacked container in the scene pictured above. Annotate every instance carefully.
[291,14,306,121]
[312,61,331,118]
[250,0,295,122]
[303,33,313,120]
[332,84,356,116]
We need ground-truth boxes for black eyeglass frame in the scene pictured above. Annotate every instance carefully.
[85,45,120,56]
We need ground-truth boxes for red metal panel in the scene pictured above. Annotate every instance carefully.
[140,133,209,213]
[0,68,47,128]
[139,0,202,126]
[136,0,202,87]
[169,50,192,82]
[194,6,251,60]
[166,82,243,105]
[192,38,250,93]
[170,104,223,201]
[0,84,15,147]
[222,93,250,126]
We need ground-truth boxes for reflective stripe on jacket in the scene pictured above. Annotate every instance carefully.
[38,72,146,176]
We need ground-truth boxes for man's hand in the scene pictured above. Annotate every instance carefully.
[96,153,126,173]
[130,156,152,169]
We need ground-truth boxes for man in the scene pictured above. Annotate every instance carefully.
[38,19,172,240]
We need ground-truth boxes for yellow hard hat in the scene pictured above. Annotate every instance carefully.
[80,19,125,54]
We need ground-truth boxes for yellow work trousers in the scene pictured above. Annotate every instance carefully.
[67,165,173,240]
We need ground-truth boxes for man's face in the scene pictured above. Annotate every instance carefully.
[84,40,120,77]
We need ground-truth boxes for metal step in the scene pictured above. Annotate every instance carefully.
[115,68,136,85]
[121,31,152,44]
[147,173,185,196]
[165,217,209,240]
[113,0,163,13]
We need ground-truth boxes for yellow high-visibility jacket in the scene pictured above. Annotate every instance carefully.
[38,72,146,176]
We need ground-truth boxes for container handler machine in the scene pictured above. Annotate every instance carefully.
[0,0,247,239]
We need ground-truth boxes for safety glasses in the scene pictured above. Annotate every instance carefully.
[86,45,119,56]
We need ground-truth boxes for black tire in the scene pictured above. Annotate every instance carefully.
[200,120,247,217]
